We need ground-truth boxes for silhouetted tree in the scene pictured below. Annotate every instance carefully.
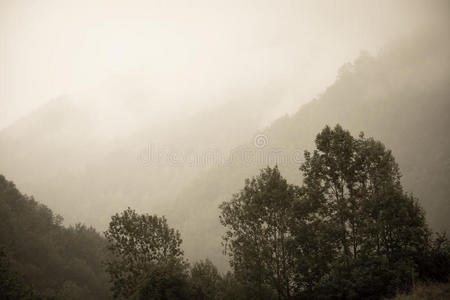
[215,271,247,300]
[134,258,190,300]
[104,208,186,299]
[190,259,221,300]
[219,125,445,299]
[294,125,431,298]
[418,232,450,283]
[220,166,296,299]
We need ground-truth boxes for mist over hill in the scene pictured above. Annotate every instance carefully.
[169,30,450,269]
[0,85,286,228]
[0,26,449,272]
[1,1,450,299]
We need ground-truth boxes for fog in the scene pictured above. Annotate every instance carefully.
[1,1,450,298]
[1,0,445,130]
[1,0,449,238]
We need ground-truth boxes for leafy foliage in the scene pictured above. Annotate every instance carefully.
[135,258,191,300]
[220,166,296,299]
[390,281,450,300]
[417,232,450,283]
[104,208,186,299]
[190,259,221,300]
[0,248,43,300]
[0,175,110,299]
[294,125,431,298]
[219,125,449,299]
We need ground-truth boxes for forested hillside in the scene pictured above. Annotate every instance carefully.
[2,125,449,299]
[0,175,110,299]
[171,31,450,268]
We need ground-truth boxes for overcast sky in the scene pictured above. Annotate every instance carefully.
[0,0,446,129]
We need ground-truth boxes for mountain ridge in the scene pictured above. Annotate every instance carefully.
[169,31,450,269]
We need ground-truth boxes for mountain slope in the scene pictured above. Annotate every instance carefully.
[171,31,450,269]
[0,88,280,229]
[0,174,110,299]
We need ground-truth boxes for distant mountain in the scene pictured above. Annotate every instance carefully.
[0,86,280,229]
[170,31,450,269]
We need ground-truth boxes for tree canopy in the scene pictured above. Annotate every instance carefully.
[219,125,449,299]
[104,208,187,299]
[0,175,110,299]
[220,166,297,299]
[1,124,448,300]
[294,124,431,298]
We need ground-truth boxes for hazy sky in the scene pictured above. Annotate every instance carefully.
[0,0,445,129]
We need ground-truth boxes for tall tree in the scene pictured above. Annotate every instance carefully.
[104,208,186,299]
[219,125,441,299]
[297,125,430,298]
[220,166,296,299]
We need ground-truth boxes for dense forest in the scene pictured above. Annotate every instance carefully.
[0,174,110,299]
[1,125,449,299]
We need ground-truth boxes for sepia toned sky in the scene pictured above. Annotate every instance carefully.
[0,0,447,129]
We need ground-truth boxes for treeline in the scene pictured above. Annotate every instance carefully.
[102,125,450,299]
[1,125,449,299]
[0,175,110,299]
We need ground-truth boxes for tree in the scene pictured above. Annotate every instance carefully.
[0,248,36,300]
[190,259,221,300]
[215,271,247,300]
[219,166,296,299]
[418,232,450,283]
[135,258,190,300]
[104,208,186,299]
[218,125,443,299]
[296,125,430,298]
